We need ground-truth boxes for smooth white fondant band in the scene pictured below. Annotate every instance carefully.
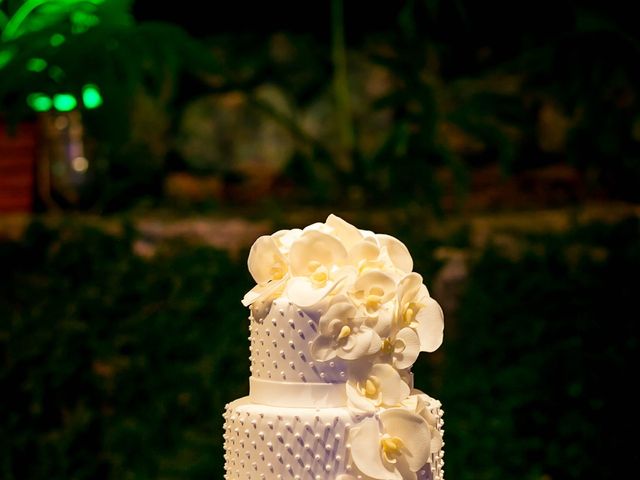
[249,377,347,407]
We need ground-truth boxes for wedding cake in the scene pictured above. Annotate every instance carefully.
[223,215,445,480]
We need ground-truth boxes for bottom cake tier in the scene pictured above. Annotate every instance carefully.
[223,397,444,480]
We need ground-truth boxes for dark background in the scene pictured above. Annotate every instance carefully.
[1,1,639,478]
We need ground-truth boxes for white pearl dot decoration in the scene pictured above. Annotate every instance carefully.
[226,297,446,480]
[225,398,390,479]
[248,299,349,383]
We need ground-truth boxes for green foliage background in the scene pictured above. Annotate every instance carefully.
[1,217,637,479]
[438,219,639,479]
[0,222,249,479]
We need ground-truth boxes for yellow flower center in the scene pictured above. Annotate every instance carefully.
[311,269,328,286]
[357,259,368,274]
[403,302,420,325]
[307,260,322,273]
[307,261,328,287]
[337,325,351,341]
[365,294,381,312]
[381,338,395,354]
[270,262,286,280]
[357,259,384,274]
[370,286,384,297]
[363,286,384,312]
[380,435,404,463]
[361,377,379,398]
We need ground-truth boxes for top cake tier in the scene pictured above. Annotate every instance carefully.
[248,296,349,386]
[242,215,444,405]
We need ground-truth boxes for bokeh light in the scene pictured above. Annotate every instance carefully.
[53,93,77,111]
[82,84,103,109]
[26,92,52,111]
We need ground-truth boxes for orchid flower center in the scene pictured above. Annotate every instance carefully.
[357,258,383,274]
[270,261,286,281]
[307,260,329,287]
[365,295,381,312]
[360,376,379,399]
[381,337,395,354]
[380,435,404,463]
[337,325,352,341]
[381,337,406,357]
[364,286,385,312]
[403,301,420,325]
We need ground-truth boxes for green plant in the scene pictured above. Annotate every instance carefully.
[0,220,250,479]
[441,218,639,479]
[0,0,215,143]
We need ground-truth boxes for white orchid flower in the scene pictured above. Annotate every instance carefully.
[271,228,302,254]
[396,273,444,352]
[346,363,411,413]
[325,214,364,250]
[349,270,396,314]
[285,230,354,307]
[347,270,398,337]
[348,238,381,271]
[379,327,421,369]
[310,297,381,361]
[403,390,444,456]
[242,235,290,306]
[349,408,431,480]
[302,221,333,234]
[375,233,413,273]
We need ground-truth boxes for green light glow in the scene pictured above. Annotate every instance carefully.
[49,65,64,81]
[53,93,77,112]
[27,93,52,112]
[71,11,100,34]
[82,84,103,109]
[1,0,106,42]
[50,33,65,47]
[0,48,15,69]
[27,57,47,72]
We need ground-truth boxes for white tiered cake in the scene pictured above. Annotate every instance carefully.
[223,215,445,480]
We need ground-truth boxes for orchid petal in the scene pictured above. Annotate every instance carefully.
[401,394,419,412]
[395,456,418,480]
[393,327,420,369]
[350,418,400,480]
[397,273,423,306]
[353,271,396,303]
[380,409,431,472]
[289,230,347,275]
[371,364,410,407]
[247,235,287,284]
[272,228,302,252]
[338,328,381,360]
[286,276,337,307]
[326,214,363,250]
[310,335,337,361]
[303,222,332,234]
[368,302,395,338]
[414,393,438,427]
[430,427,443,453]
[414,298,444,352]
[346,381,376,413]
[241,276,287,306]
[318,301,359,334]
[348,240,380,266]
[376,234,413,272]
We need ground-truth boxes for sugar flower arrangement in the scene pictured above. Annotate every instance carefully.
[243,214,444,480]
